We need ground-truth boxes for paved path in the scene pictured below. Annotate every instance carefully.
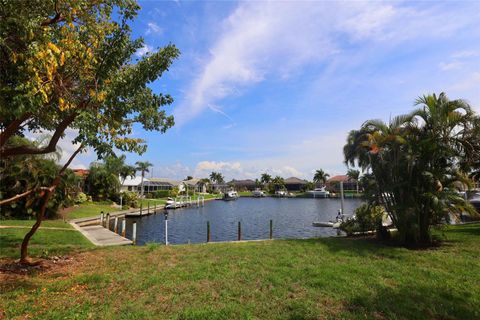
[70,223,132,246]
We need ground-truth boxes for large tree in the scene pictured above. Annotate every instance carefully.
[344,93,479,245]
[0,0,179,264]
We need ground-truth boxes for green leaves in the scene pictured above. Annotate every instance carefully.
[344,92,480,245]
[1,0,180,160]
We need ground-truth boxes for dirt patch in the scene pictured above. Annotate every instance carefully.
[0,256,75,276]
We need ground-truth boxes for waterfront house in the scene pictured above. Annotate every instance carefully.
[120,176,183,194]
[325,175,357,192]
[182,178,208,193]
[284,177,308,191]
[229,179,257,191]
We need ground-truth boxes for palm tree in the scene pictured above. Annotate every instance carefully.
[260,173,272,186]
[135,161,152,197]
[313,169,329,186]
[119,164,136,186]
[344,93,480,245]
[272,176,285,191]
[347,169,360,193]
[209,172,224,184]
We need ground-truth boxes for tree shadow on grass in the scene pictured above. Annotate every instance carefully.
[309,236,406,259]
[346,281,479,320]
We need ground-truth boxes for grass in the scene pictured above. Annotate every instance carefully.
[65,202,117,220]
[1,223,479,319]
[0,220,73,229]
[0,228,93,260]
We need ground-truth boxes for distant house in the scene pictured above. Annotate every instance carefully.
[72,168,90,178]
[211,183,229,193]
[120,176,183,194]
[229,179,257,191]
[72,169,89,191]
[325,175,357,192]
[284,177,308,191]
[182,178,208,193]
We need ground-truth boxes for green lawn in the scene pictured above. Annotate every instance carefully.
[0,219,73,229]
[0,228,93,260]
[1,223,479,319]
[65,202,118,220]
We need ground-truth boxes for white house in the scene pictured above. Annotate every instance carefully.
[120,176,208,194]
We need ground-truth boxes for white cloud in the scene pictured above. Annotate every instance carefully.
[451,50,479,59]
[174,1,476,125]
[439,61,462,71]
[135,44,153,57]
[146,22,162,35]
[151,162,191,180]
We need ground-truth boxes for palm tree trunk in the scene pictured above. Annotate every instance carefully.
[140,172,145,197]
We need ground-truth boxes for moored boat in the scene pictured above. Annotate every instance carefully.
[306,187,330,198]
[252,189,266,197]
[223,190,239,201]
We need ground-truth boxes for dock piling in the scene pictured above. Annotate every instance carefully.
[132,221,137,245]
[114,216,118,233]
[121,219,126,237]
[106,213,110,230]
[207,221,211,242]
[165,212,169,245]
[100,212,104,226]
[270,219,273,239]
[238,221,242,241]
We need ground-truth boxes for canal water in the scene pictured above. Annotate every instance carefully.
[125,197,363,245]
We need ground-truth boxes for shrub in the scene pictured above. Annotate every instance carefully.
[152,190,170,198]
[74,192,88,204]
[340,204,385,236]
[121,191,139,208]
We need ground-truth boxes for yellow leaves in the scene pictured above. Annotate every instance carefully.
[47,42,61,54]
[59,97,67,111]
[97,91,106,102]
[60,52,65,66]
[89,89,107,102]
[11,52,17,63]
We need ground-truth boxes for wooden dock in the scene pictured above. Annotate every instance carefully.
[71,223,133,246]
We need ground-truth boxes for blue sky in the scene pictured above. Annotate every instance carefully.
[66,0,480,181]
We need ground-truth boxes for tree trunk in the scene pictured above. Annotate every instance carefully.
[20,189,54,264]
[18,144,83,264]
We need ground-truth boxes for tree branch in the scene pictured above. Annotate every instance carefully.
[0,114,31,148]
[0,187,48,206]
[40,0,64,26]
[1,113,76,157]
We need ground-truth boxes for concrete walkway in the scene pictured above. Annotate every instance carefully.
[70,223,133,246]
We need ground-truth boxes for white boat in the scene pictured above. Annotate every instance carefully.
[275,190,287,197]
[252,189,266,197]
[223,190,239,201]
[312,221,342,228]
[306,187,330,198]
